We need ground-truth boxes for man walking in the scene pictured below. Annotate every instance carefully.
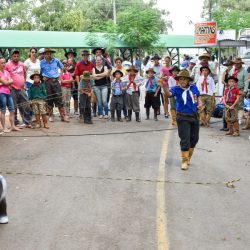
[5,50,32,127]
[40,48,69,122]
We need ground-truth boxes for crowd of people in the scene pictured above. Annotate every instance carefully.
[0,47,249,169]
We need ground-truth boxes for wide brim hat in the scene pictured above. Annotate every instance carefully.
[92,47,105,55]
[169,66,180,74]
[146,68,156,74]
[198,53,211,60]
[231,58,244,64]
[30,71,42,80]
[225,76,239,83]
[44,48,56,53]
[112,69,124,77]
[126,66,139,73]
[174,69,192,81]
[65,49,77,58]
[223,60,233,66]
[151,54,162,60]
[82,71,92,80]
[200,65,211,74]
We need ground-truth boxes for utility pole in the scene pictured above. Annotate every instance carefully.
[113,0,117,24]
[208,0,212,21]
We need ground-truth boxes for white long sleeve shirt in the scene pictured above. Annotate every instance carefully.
[196,75,216,96]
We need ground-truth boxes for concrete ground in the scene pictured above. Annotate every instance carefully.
[0,106,249,250]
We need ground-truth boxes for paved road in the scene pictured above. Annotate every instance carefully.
[0,111,249,250]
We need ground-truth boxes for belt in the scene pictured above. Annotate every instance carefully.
[132,91,139,93]
[44,77,59,82]
[113,95,122,97]
[177,112,197,118]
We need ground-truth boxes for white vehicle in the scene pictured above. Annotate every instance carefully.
[238,28,250,68]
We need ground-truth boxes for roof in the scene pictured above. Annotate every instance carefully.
[0,30,202,49]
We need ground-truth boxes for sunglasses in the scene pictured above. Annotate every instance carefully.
[31,51,37,54]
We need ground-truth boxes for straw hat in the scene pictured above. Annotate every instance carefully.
[198,52,211,60]
[174,69,192,81]
[44,48,56,53]
[231,58,244,64]
[126,65,139,73]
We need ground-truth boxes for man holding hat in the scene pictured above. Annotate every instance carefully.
[229,57,249,125]
[40,48,69,122]
[196,65,216,127]
[5,49,33,127]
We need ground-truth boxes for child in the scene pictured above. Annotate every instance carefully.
[0,175,8,224]
[196,66,216,127]
[144,68,161,121]
[29,71,49,129]
[60,63,73,119]
[159,69,202,170]
[110,70,125,122]
[122,66,143,122]
[79,71,94,124]
[0,57,21,133]
[223,76,240,136]
[168,66,180,125]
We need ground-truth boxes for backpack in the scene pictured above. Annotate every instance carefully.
[212,103,224,118]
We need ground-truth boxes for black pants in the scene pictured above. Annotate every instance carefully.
[176,113,200,151]
[79,93,91,122]
[0,198,7,217]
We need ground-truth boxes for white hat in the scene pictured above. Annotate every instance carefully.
[38,48,45,54]
[190,59,196,64]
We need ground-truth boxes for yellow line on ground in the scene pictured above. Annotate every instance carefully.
[157,129,171,250]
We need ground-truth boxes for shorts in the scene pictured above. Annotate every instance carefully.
[0,93,15,113]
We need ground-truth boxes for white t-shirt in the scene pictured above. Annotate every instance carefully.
[24,58,41,83]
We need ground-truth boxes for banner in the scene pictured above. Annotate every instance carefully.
[195,22,217,46]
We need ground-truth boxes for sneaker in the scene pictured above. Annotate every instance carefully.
[0,216,8,224]
[104,115,109,119]
[3,128,11,133]
[74,111,79,115]
[17,123,26,128]
[99,115,103,119]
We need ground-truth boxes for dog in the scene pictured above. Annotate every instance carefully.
[0,175,8,224]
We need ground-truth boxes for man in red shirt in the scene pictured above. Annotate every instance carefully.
[74,50,94,118]
[5,50,32,127]
[223,76,240,136]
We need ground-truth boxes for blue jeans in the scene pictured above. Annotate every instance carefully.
[93,85,108,116]
[25,81,32,98]
[0,93,15,113]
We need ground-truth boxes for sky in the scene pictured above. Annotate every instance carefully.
[157,0,204,35]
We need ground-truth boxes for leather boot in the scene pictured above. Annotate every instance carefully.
[35,114,41,129]
[135,112,141,122]
[145,108,150,120]
[126,110,132,122]
[233,122,240,136]
[242,116,250,130]
[225,123,234,135]
[111,111,115,122]
[205,114,211,127]
[154,109,158,121]
[42,114,49,129]
[59,107,70,122]
[199,111,206,126]
[171,109,177,126]
[187,148,194,165]
[117,110,123,122]
[181,151,189,170]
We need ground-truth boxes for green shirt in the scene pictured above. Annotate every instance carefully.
[229,67,249,92]
[29,82,47,100]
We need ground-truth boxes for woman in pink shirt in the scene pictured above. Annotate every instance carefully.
[160,56,172,118]
[0,58,20,132]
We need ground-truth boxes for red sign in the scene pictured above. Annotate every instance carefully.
[195,22,217,46]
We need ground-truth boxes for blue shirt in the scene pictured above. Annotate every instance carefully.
[170,84,200,114]
[111,80,125,95]
[40,58,63,78]
[145,77,159,93]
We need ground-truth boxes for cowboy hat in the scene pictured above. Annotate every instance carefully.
[174,69,192,81]
[223,60,233,66]
[200,65,211,73]
[82,71,92,80]
[92,47,105,55]
[226,76,239,83]
[146,68,156,74]
[44,48,56,53]
[82,50,91,56]
[151,54,161,60]
[112,69,124,77]
[169,66,180,74]
[231,58,245,64]
[65,49,77,58]
[126,65,139,73]
[30,71,42,80]
[198,52,211,60]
